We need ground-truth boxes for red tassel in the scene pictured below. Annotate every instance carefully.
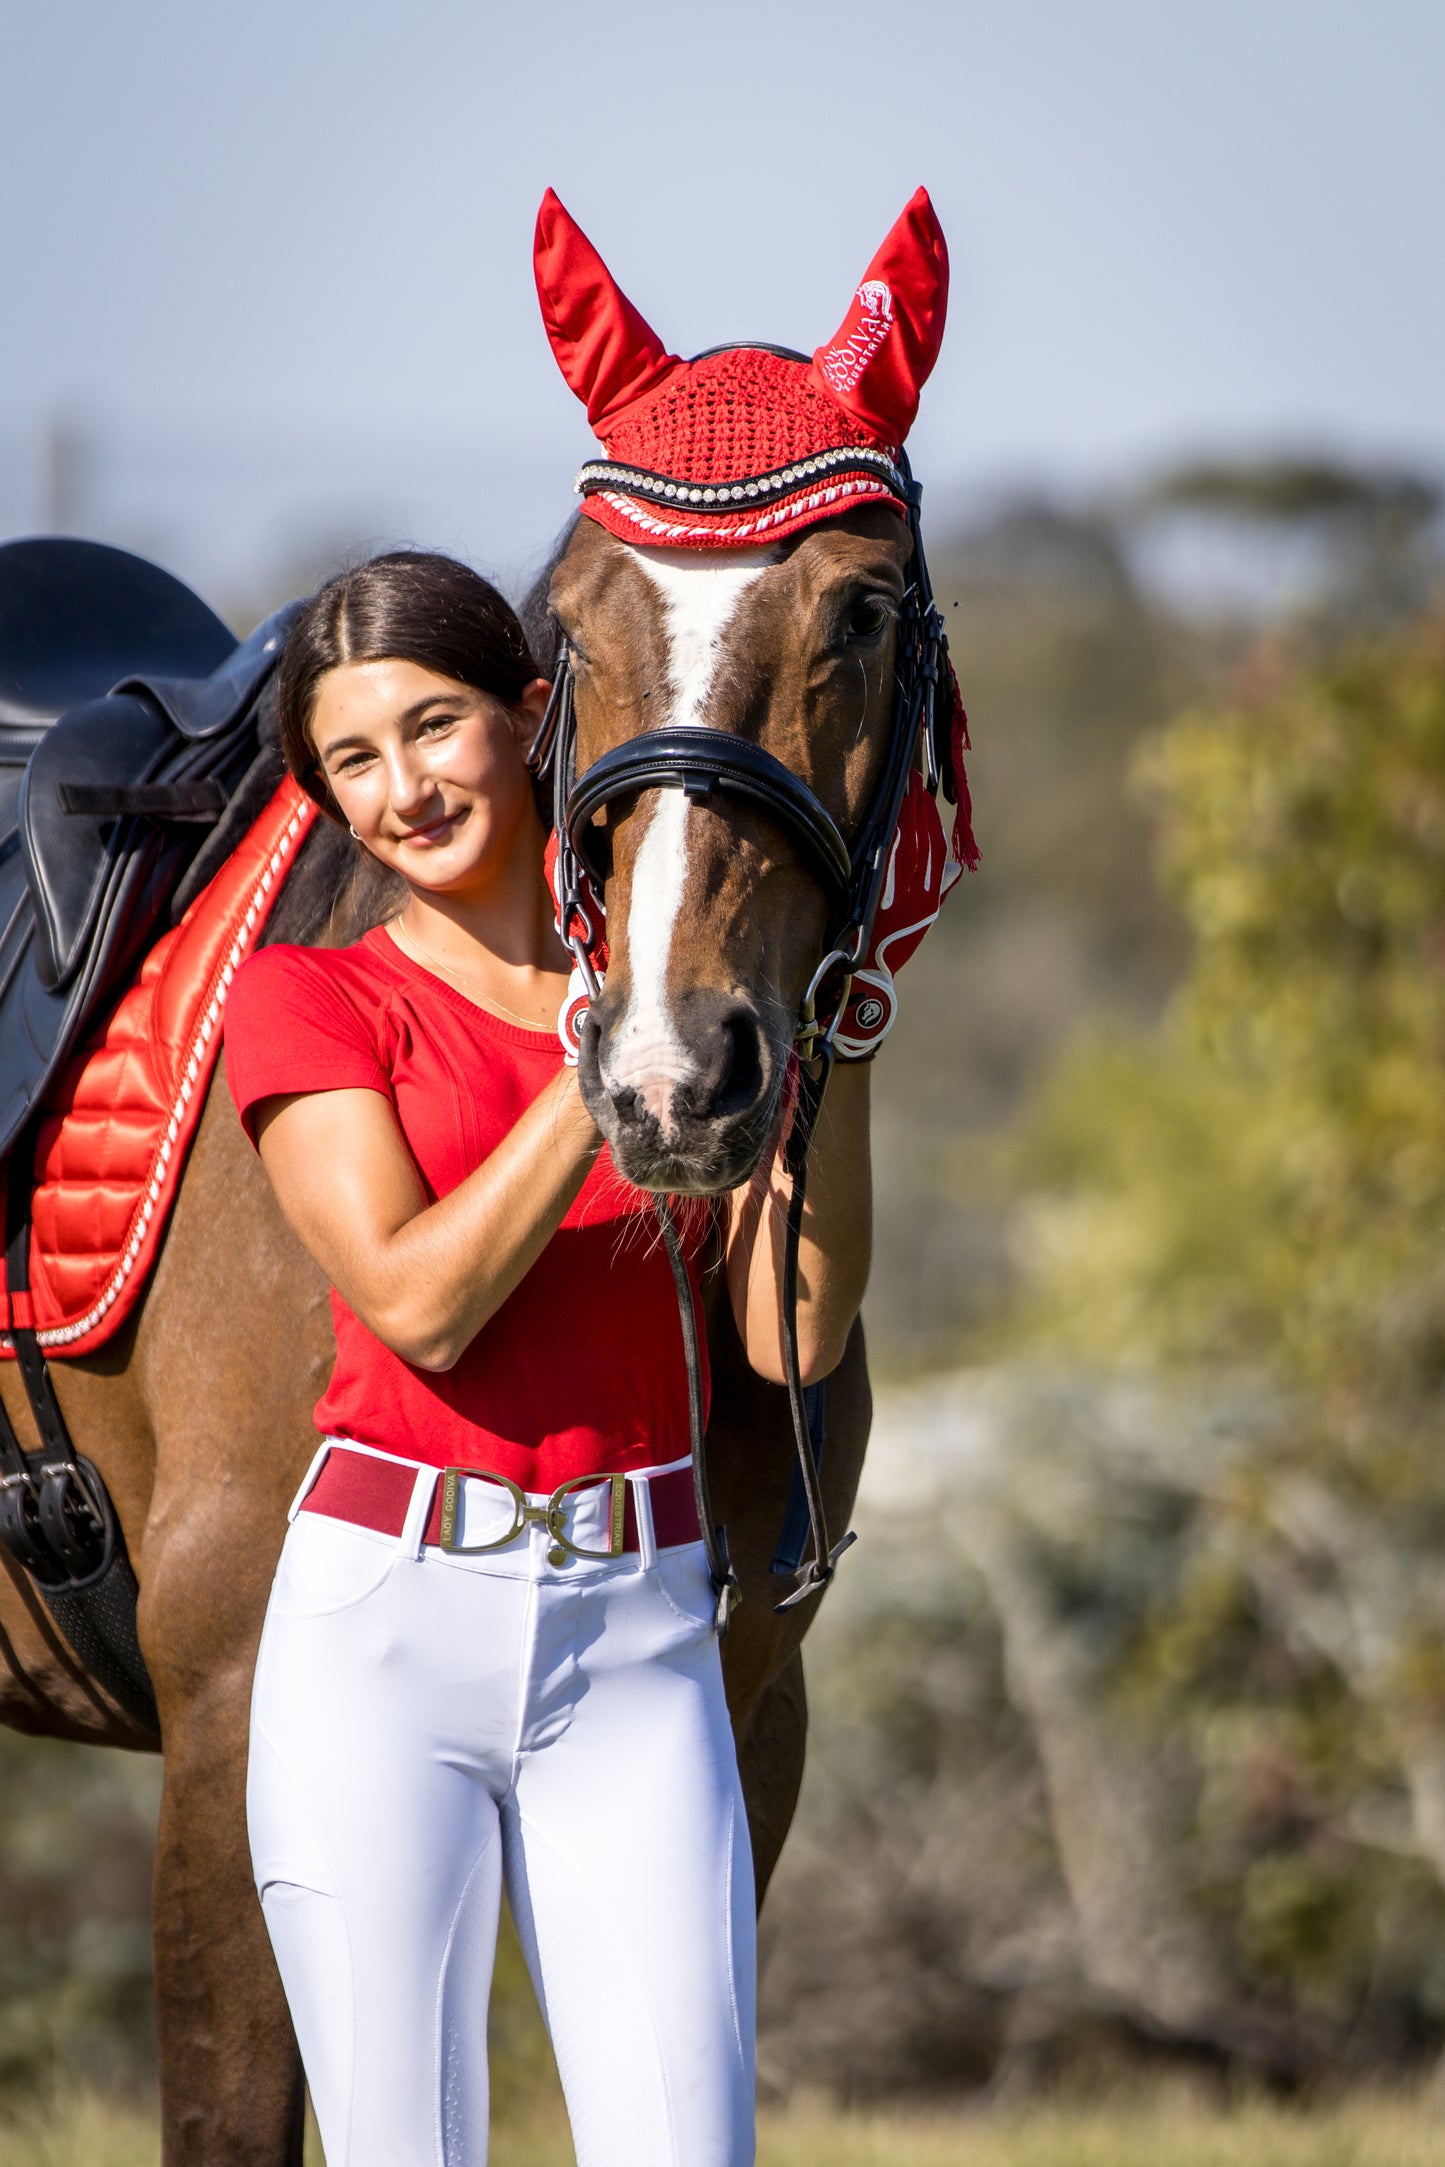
[946,659,972,753]
[950,707,981,872]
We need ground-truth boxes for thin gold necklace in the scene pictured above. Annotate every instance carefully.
[392,920,545,1029]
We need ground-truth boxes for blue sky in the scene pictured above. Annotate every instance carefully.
[1,0,1439,613]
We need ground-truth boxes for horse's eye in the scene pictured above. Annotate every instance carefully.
[845,596,891,642]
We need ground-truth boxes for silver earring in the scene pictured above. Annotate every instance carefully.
[349,824,359,839]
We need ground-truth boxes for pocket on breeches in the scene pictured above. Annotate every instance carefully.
[653,1540,720,1634]
[268,1511,400,1620]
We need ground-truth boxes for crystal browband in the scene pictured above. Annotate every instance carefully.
[574,443,907,512]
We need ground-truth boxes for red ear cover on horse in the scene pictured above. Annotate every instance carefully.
[534,189,682,431]
[810,186,949,447]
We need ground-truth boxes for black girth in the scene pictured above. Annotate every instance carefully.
[0,1123,160,1738]
[534,449,956,1632]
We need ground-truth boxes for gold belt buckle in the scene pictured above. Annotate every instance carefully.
[437,1467,527,1554]
[543,1473,628,1564]
[438,1467,627,1564]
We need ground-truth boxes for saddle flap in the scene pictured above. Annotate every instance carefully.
[114,602,304,740]
[21,693,179,989]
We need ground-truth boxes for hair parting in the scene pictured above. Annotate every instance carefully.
[275,551,542,820]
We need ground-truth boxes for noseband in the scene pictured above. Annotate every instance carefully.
[531,451,957,1629]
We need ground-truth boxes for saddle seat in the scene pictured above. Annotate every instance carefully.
[0,538,301,1163]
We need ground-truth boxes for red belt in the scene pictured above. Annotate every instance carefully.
[298,1446,701,1556]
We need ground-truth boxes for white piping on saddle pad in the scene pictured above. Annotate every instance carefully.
[608,547,774,1129]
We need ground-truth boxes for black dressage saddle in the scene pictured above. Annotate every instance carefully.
[0,537,301,1162]
[0,537,303,1739]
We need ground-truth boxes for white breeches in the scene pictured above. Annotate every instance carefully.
[247,1451,756,2167]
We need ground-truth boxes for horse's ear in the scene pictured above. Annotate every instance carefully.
[534,190,680,431]
[810,187,949,446]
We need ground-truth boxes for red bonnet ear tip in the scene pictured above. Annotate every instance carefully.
[534,188,568,248]
[906,185,946,250]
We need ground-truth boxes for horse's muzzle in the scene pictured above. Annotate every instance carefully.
[581,989,782,1194]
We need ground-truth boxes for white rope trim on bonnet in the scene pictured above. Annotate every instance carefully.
[597,473,896,545]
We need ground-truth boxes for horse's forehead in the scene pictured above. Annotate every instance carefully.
[622,546,776,726]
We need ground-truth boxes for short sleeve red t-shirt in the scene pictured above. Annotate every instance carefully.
[223,927,710,1490]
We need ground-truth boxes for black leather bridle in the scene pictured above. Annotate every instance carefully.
[531,447,958,1631]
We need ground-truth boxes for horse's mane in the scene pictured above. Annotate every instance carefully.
[517,516,574,675]
[255,518,580,953]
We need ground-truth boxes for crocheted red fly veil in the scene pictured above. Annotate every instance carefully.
[534,187,949,549]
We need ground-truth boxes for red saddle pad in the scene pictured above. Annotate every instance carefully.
[0,777,318,1358]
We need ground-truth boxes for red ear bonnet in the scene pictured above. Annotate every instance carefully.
[534,189,681,430]
[535,187,948,550]
[811,187,949,446]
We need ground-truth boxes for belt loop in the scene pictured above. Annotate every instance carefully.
[401,1465,439,1560]
[286,1439,334,1523]
[630,1471,657,1570]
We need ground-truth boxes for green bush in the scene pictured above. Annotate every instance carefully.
[1001,612,1445,2052]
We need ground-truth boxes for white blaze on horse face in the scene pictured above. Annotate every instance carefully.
[608,547,773,1129]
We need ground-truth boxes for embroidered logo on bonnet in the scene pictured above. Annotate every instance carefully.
[533,188,949,551]
[818,279,896,397]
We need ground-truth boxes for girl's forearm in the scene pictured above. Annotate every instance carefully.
[360,1073,603,1368]
[732,1062,873,1386]
[260,1070,603,1372]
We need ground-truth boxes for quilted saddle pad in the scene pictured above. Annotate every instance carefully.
[0,777,317,1357]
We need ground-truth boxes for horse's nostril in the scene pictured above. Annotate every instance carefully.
[715,1010,764,1120]
[678,1000,766,1125]
[588,993,770,1145]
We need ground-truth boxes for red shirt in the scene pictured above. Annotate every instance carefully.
[223,927,709,1489]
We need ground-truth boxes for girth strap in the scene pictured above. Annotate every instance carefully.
[0,1125,159,1738]
[5,1152,105,1581]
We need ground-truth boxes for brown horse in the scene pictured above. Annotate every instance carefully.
[0,493,929,2160]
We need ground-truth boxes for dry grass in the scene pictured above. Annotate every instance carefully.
[2,2092,1444,2166]
[761,2097,1445,2165]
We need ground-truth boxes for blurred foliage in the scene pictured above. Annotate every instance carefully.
[0,1736,157,2099]
[984,610,1445,2068]
[1014,614,1445,1401]
[1142,460,1440,531]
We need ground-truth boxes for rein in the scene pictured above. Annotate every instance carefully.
[533,452,955,1633]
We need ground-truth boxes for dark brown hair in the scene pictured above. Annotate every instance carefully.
[276,551,542,818]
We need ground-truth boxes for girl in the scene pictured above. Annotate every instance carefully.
[223,550,871,2167]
